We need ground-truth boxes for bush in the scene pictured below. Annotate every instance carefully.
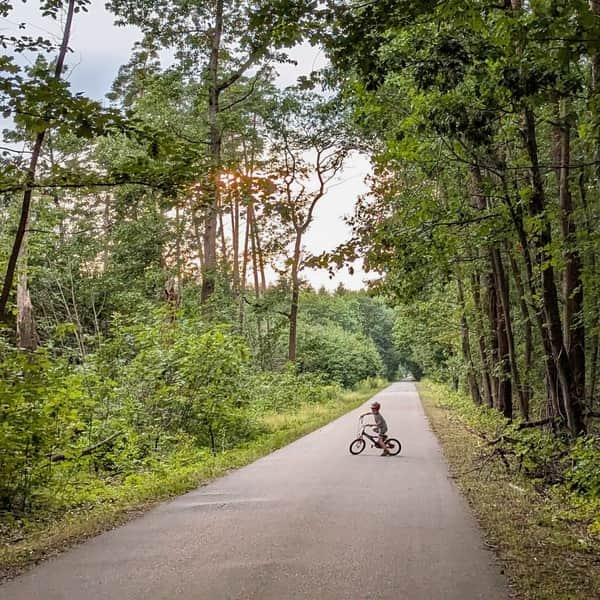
[245,367,341,414]
[296,323,384,388]
[0,344,84,513]
[564,435,600,498]
[107,316,255,455]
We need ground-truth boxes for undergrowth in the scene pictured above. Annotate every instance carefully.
[0,378,386,581]
[419,380,600,600]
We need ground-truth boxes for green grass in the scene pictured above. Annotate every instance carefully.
[0,381,385,581]
[418,381,600,600]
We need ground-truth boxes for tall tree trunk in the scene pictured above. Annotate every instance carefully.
[0,0,76,322]
[190,201,205,280]
[491,260,512,419]
[248,201,264,359]
[470,166,502,409]
[556,98,586,424]
[487,269,502,410]
[579,170,599,405]
[471,272,494,407]
[288,232,303,362]
[507,247,534,414]
[457,277,481,405]
[522,107,585,434]
[503,173,560,418]
[239,197,252,327]
[201,0,224,306]
[492,247,523,419]
[231,191,240,296]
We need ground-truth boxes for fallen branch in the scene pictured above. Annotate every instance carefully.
[49,431,124,463]
[515,417,558,430]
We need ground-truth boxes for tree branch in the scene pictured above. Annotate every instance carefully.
[49,431,124,463]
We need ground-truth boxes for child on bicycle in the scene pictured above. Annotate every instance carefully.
[361,401,389,456]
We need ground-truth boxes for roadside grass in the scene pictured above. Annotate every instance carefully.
[0,380,386,581]
[418,381,600,600]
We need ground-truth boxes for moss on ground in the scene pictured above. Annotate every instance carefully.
[418,381,600,600]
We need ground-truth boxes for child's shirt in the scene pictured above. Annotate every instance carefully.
[374,412,388,434]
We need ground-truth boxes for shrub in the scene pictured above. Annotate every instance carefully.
[296,323,384,388]
[245,367,341,414]
[0,344,84,513]
[111,316,255,455]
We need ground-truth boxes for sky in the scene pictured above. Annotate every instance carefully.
[3,1,374,291]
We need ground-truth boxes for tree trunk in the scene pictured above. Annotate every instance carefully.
[469,166,502,409]
[16,238,38,351]
[556,98,586,425]
[201,0,224,306]
[579,170,599,406]
[503,173,560,418]
[507,248,533,414]
[0,0,76,322]
[457,277,481,405]
[471,272,494,407]
[230,190,240,296]
[492,247,526,419]
[288,232,303,362]
[522,107,585,434]
[486,269,502,410]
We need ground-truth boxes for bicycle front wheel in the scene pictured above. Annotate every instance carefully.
[385,438,401,456]
[349,438,366,455]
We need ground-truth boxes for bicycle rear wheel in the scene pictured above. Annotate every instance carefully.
[349,438,366,455]
[385,438,401,456]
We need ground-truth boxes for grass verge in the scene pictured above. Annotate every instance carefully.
[0,382,384,582]
[418,381,600,600]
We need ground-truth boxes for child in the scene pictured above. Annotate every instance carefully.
[361,401,389,456]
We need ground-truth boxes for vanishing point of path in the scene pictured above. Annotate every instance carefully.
[2,382,510,599]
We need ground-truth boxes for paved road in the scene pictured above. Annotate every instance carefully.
[2,382,509,599]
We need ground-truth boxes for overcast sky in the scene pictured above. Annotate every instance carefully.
[4,1,374,290]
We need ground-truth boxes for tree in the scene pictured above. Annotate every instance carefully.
[108,0,317,306]
[265,91,352,361]
[324,0,598,434]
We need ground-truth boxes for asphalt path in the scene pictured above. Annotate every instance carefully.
[2,382,510,599]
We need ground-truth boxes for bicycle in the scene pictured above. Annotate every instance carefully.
[349,415,401,456]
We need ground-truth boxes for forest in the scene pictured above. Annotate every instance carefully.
[1,0,599,589]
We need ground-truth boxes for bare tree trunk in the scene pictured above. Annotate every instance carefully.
[0,0,76,322]
[16,237,38,351]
